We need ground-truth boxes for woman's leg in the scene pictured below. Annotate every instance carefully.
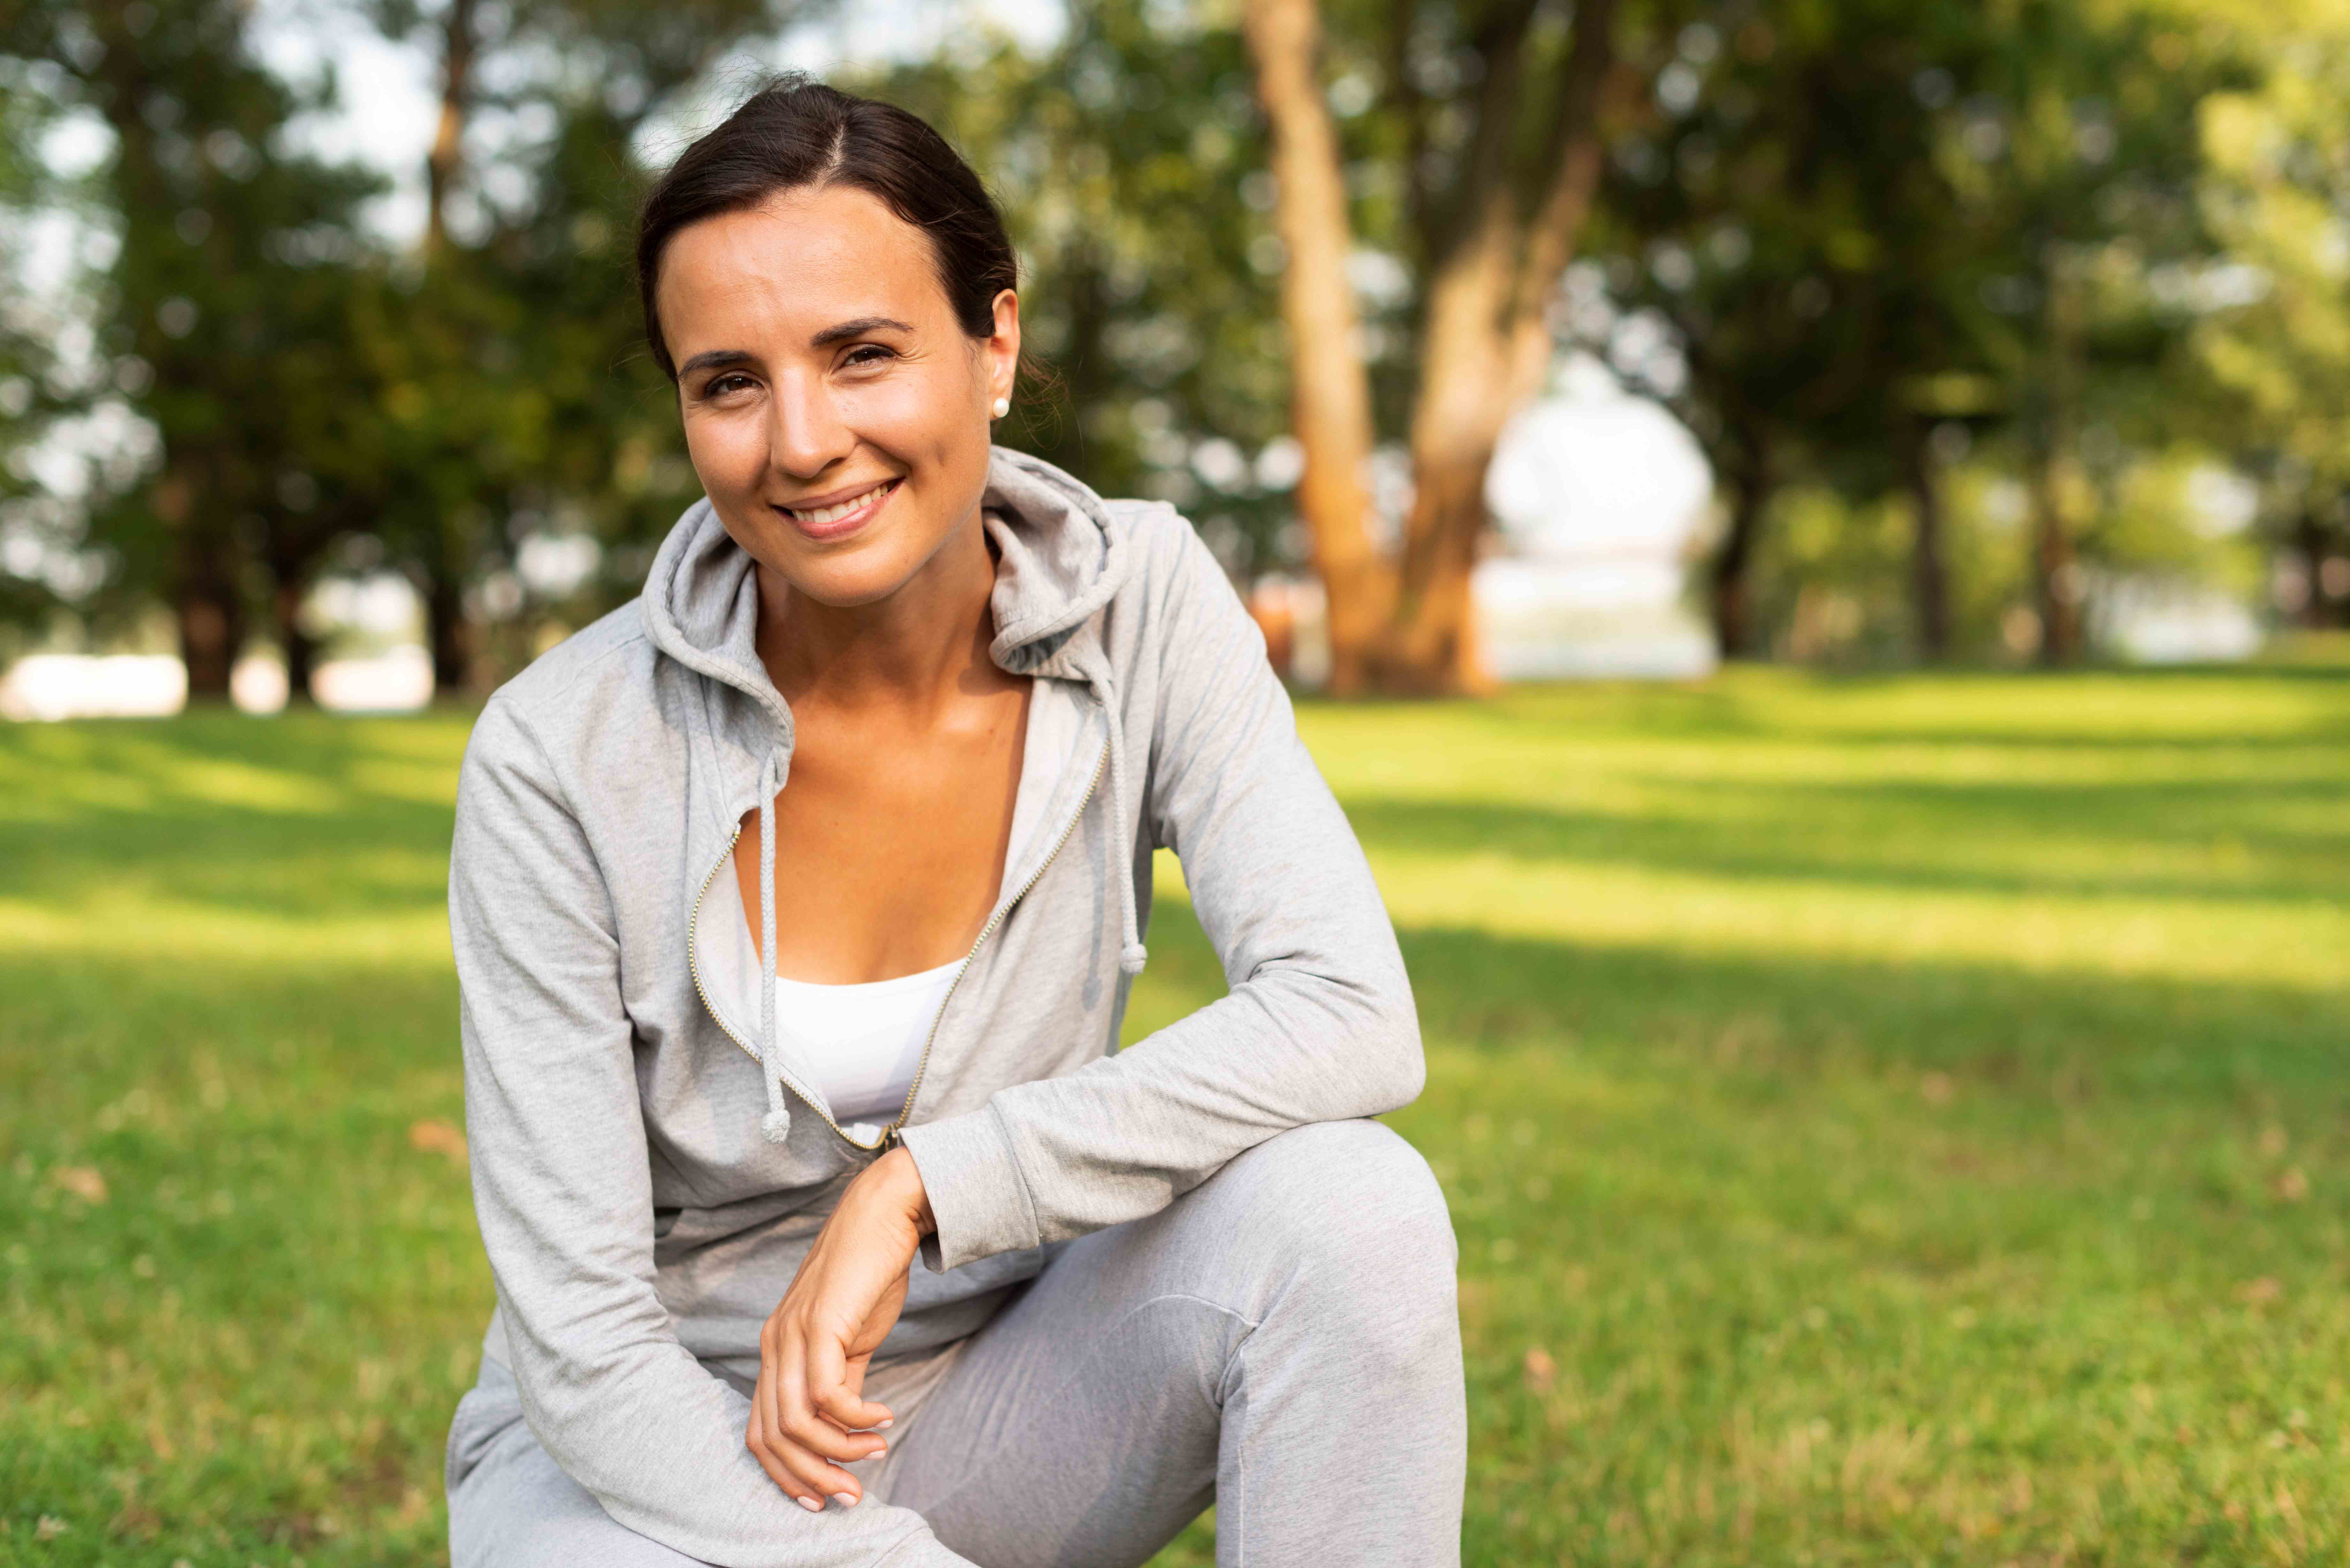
[875,1118,1465,1568]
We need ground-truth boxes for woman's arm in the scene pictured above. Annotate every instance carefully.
[451,696,970,1567]
[899,517,1423,1272]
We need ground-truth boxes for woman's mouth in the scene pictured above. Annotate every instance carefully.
[776,478,900,539]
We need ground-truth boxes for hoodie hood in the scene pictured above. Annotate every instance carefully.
[633,445,1146,1147]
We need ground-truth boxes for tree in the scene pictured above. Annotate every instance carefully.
[1932,0,2248,663]
[1241,0,1387,690]
[4,0,388,698]
[0,57,81,641]
[1586,3,1998,659]
[2188,5,2350,629]
[1242,0,1625,693]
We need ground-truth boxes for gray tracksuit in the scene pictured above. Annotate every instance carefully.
[445,448,1455,1566]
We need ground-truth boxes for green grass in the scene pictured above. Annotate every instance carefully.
[4,665,2347,1565]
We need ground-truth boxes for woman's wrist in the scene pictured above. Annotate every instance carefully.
[871,1144,936,1236]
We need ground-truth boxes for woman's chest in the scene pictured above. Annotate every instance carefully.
[733,681,1031,982]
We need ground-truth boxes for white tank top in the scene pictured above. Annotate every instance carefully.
[767,961,961,1125]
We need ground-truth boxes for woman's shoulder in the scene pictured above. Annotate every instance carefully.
[465,599,658,765]
[489,600,652,710]
[1097,497,1247,626]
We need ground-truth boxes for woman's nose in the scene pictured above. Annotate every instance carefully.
[767,373,856,479]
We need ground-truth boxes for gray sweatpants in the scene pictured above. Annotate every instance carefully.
[446,1119,1466,1567]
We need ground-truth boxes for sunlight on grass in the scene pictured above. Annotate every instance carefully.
[4,665,2346,1565]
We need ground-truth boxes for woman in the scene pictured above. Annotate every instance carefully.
[443,78,1464,1568]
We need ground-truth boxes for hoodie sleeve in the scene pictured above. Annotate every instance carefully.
[450,696,972,1568]
[902,519,1424,1271]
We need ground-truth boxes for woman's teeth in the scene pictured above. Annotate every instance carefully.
[785,480,896,525]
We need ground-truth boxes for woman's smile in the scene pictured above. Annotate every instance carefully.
[773,476,901,542]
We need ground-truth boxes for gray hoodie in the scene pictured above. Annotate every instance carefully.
[448,447,1422,1566]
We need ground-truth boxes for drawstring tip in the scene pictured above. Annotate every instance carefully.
[1119,941,1148,975]
[760,1107,792,1144]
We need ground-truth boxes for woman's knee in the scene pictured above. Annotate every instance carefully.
[1216,1119,1458,1295]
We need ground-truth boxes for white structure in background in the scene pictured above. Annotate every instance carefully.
[2095,578,2263,664]
[2091,465,2264,664]
[0,655,187,720]
[312,645,436,711]
[1476,357,1717,680]
[230,653,290,713]
[305,571,435,711]
[0,570,437,719]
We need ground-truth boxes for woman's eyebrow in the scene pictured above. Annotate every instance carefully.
[810,316,914,348]
[678,348,757,377]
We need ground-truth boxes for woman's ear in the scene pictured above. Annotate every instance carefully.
[987,289,1021,408]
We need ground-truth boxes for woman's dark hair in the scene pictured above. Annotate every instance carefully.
[636,78,1020,382]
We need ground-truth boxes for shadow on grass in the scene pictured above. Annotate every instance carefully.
[0,713,468,921]
[1338,789,2350,905]
[1132,894,2348,1104]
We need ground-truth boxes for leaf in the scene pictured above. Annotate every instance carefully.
[408,1119,468,1166]
[51,1166,107,1204]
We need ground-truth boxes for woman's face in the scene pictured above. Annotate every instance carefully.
[656,184,1018,608]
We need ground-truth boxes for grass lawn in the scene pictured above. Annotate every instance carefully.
[3,663,2346,1565]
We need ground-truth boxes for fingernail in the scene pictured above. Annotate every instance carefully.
[876,1419,893,1430]
[797,1496,823,1513]
[832,1492,859,1509]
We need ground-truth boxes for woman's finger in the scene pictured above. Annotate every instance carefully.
[807,1327,896,1437]
[778,1344,881,1481]
[745,1381,820,1510]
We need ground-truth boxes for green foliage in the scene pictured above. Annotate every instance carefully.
[2182,3,2350,624]
[5,662,2348,1561]
[2,0,393,683]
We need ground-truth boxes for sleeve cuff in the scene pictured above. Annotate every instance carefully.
[898,1104,1041,1273]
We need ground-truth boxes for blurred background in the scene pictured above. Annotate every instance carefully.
[2,0,2346,1564]
[4,0,2347,704]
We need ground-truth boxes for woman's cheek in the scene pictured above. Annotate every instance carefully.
[850,370,981,456]
[686,410,771,501]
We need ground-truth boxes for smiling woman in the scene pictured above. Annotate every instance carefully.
[440,78,1463,1568]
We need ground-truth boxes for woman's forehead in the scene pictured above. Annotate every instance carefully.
[657,186,948,344]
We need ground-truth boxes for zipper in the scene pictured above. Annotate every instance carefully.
[882,739,1109,1148]
[686,824,868,1147]
[688,737,1112,1155]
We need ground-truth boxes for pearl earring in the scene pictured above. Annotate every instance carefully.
[991,396,1011,419]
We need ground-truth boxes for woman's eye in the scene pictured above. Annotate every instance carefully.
[843,345,895,368]
[703,373,755,398]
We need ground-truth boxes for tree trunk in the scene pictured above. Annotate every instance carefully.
[2029,246,2083,665]
[1711,444,1771,660]
[1905,419,1950,662]
[173,537,243,700]
[424,557,472,697]
[155,465,240,700]
[426,0,478,258]
[2026,448,2082,664]
[274,574,317,704]
[1240,0,1390,694]
[1372,0,1617,694]
[2290,507,2333,630]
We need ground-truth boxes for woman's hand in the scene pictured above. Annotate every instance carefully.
[747,1145,935,1511]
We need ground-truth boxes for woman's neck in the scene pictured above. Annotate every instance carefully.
[752,510,999,715]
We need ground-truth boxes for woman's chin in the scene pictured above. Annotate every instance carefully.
[771,548,937,610]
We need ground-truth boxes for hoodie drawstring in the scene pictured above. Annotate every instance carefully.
[754,666,1142,1147]
[754,748,792,1144]
[1085,669,1149,976]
